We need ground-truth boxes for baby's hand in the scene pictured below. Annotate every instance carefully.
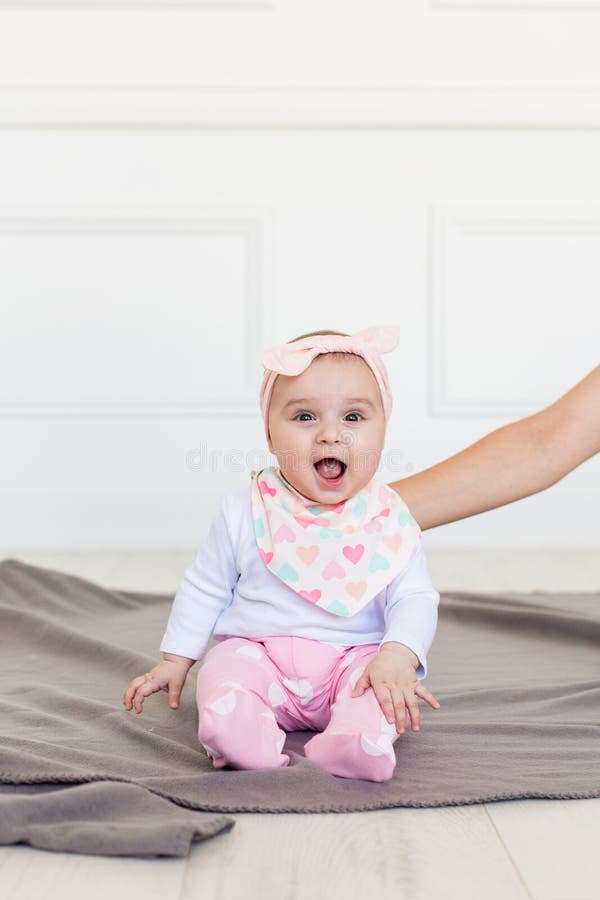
[123,654,195,714]
[351,643,441,733]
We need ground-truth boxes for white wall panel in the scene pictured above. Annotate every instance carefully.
[1,3,600,94]
[0,3,598,550]
[430,206,600,417]
[0,214,261,415]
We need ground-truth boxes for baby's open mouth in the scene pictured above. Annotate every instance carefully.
[313,458,347,481]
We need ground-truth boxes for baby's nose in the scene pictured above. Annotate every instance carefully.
[317,421,342,443]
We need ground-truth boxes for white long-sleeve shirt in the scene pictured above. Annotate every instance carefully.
[160,487,440,679]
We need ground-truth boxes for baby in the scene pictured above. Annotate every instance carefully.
[123,325,441,782]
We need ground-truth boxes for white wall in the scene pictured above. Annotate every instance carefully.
[0,1,598,550]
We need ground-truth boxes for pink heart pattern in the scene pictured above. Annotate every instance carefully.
[296,545,319,565]
[346,581,367,600]
[378,485,393,505]
[250,465,422,617]
[295,514,330,529]
[364,519,382,533]
[299,589,322,604]
[322,560,345,580]
[259,480,277,497]
[274,524,296,543]
[383,534,402,553]
[342,544,365,565]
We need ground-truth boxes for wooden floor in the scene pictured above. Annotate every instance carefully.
[1,548,599,900]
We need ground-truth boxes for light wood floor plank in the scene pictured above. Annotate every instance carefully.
[0,551,123,587]
[2,548,600,593]
[181,807,530,900]
[0,845,186,900]
[485,798,600,900]
[103,551,192,593]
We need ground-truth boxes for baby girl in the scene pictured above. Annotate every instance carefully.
[123,325,441,782]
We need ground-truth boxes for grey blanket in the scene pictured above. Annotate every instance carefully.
[0,558,598,857]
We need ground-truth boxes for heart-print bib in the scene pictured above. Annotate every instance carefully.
[250,465,422,617]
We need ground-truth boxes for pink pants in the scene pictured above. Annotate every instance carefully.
[196,635,409,782]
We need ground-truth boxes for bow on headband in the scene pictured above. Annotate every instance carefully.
[259,324,401,444]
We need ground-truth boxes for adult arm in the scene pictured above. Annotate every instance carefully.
[389,364,600,531]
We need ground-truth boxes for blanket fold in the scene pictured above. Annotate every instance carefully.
[0,782,234,856]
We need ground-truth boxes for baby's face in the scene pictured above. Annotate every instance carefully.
[267,354,386,504]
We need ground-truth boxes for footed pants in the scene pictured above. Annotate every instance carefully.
[196,635,409,783]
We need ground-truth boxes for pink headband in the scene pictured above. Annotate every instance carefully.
[259,325,401,444]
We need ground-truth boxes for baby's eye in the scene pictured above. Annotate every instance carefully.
[344,412,363,422]
[294,412,315,422]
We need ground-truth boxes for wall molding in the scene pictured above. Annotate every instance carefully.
[0,213,263,419]
[0,0,272,7]
[432,0,600,9]
[2,86,600,127]
[0,0,596,10]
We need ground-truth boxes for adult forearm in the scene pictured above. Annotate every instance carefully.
[389,413,559,531]
[389,364,600,531]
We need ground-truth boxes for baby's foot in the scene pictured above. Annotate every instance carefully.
[201,742,228,768]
